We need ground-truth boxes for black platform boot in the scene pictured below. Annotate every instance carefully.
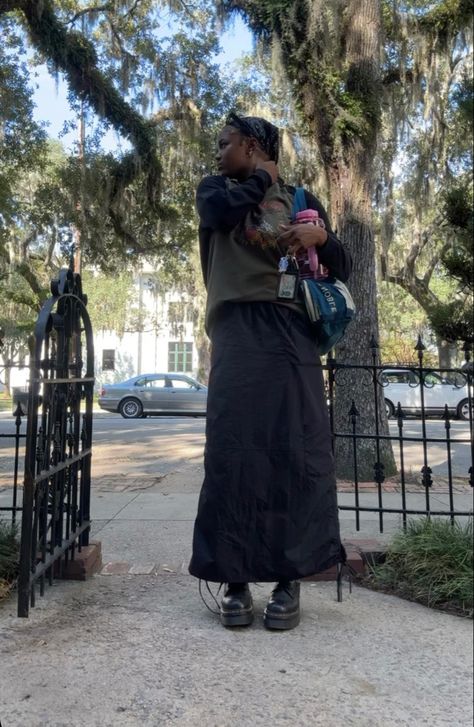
[220,583,253,627]
[263,581,300,630]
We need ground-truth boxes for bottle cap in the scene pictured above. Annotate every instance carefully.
[295,209,319,223]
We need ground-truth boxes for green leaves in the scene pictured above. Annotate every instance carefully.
[0,521,19,584]
[0,43,47,228]
[370,518,473,617]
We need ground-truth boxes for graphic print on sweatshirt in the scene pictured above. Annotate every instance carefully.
[240,191,292,248]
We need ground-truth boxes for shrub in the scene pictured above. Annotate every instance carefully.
[369,518,473,617]
[0,520,20,583]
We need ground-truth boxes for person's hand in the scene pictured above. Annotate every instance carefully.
[253,149,278,183]
[277,223,328,253]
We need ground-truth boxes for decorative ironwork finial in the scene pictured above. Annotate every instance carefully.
[415,335,425,352]
[462,340,471,363]
[415,335,426,364]
[370,335,379,364]
[442,404,451,430]
[69,243,75,272]
[349,400,359,422]
[369,335,379,351]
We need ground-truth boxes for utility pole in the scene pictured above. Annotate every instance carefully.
[73,15,86,275]
[137,272,143,375]
[73,97,85,275]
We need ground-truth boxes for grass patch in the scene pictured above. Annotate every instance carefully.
[367,518,473,617]
[0,520,20,600]
[0,397,13,412]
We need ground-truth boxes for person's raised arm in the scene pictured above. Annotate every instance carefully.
[196,166,276,230]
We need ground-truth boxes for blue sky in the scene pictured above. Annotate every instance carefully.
[31,16,253,151]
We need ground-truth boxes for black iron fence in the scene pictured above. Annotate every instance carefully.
[0,397,26,527]
[0,267,94,617]
[325,337,473,533]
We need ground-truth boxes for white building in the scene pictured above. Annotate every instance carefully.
[94,267,200,387]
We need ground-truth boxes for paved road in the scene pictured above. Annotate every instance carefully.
[88,414,472,480]
[0,412,472,483]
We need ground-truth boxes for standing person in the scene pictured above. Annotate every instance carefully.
[189,113,352,630]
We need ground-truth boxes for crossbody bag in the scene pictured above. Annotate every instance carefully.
[292,187,355,355]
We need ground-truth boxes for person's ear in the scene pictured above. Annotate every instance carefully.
[245,138,258,157]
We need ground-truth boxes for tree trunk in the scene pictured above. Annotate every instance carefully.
[196,332,211,384]
[437,336,457,369]
[326,0,397,479]
[330,213,396,479]
[4,361,12,398]
[194,289,211,384]
[2,346,14,397]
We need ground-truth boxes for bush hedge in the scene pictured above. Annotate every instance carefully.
[369,518,473,617]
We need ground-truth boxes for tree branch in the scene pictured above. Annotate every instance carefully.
[149,99,200,126]
[0,0,18,14]
[15,262,48,309]
[43,226,57,269]
[108,17,137,62]
[404,239,421,280]
[67,3,113,25]
[422,240,451,287]
[382,68,414,86]
[125,0,147,18]
[386,270,440,314]
[19,230,37,261]
[20,1,155,156]
[1,0,171,246]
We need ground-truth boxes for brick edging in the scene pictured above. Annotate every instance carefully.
[95,539,387,581]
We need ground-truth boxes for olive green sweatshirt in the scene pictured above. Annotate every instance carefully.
[196,170,352,334]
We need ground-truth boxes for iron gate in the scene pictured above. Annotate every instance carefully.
[16,267,94,617]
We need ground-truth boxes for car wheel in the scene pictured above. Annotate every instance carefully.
[385,399,395,419]
[457,398,472,421]
[119,398,143,419]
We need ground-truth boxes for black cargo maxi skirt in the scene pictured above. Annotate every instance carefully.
[189,302,345,583]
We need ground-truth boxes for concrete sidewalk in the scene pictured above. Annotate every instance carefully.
[1,459,472,571]
[89,484,473,572]
[0,574,472,726]
[0,462,473,726]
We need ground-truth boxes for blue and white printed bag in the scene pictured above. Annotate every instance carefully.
[292,187,356,355]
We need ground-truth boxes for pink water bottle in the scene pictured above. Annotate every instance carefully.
[294,209,327,279]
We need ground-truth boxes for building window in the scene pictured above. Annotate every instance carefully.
[168,342,193,372]
[102,349,115,371]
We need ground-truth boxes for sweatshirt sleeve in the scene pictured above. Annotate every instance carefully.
[302,189,352,283]
[196,171,273,230]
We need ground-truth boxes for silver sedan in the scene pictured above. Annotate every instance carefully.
[98,373,207,419]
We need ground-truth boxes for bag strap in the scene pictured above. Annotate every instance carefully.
[291,187,306,220]
[292,186,322,274]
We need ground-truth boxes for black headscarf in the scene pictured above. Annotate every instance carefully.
[226,112,279,163]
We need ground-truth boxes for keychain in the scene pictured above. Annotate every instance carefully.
[277,254,300,300]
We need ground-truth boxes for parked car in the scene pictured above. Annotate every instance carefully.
[381,368,472,420]
[98,373,207,418]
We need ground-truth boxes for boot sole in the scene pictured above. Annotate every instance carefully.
[220,606,254,627]
[263,610,300,631]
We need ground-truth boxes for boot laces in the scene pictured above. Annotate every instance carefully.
[274,581,295,598]
[198,579,223,616]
